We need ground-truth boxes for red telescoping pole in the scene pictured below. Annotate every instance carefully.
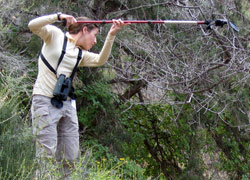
[75,19,238,32]
[77,20,206,25]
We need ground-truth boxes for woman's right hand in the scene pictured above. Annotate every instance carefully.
[108,19,130,36]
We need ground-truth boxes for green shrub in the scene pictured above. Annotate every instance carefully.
[0,73,35,180]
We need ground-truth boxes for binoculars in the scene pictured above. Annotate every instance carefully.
[53,74,72,101]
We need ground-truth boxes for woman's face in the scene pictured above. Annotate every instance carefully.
[78,27,98,50]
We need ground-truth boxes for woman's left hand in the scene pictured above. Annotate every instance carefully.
[108,19,130,36]
[59,14,77,27]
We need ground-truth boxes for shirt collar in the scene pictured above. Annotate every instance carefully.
[65,32,76,44]
[65,32,84,50]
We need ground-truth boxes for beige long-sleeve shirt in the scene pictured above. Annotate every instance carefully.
[28,14,115,97]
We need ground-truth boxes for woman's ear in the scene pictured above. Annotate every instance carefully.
[82,26,88,34]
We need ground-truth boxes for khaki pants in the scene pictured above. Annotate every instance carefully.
[31,95,79,179]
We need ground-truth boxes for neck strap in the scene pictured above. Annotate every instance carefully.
[70,48,82,80]
[40,34,82,80]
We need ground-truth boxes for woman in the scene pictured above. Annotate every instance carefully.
[28,13,128,179]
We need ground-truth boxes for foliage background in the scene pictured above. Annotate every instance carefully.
[0,0,249,179]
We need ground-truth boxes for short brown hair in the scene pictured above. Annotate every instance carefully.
[68,17,99,34]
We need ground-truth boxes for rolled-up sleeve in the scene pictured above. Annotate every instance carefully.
[80,33,116,67]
